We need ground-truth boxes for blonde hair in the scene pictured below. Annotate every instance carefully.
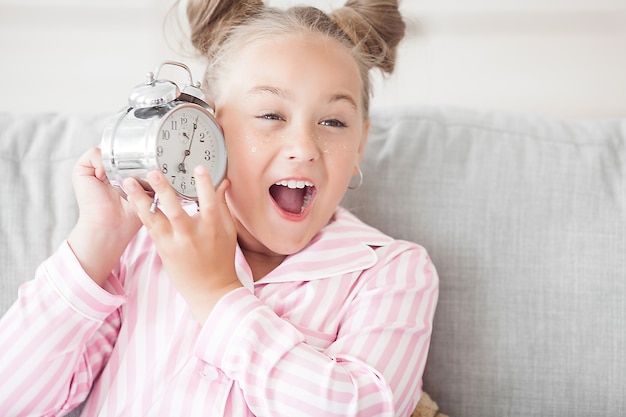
[177,0,406,114]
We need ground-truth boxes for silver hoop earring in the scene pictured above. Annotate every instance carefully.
[348,167,363,190]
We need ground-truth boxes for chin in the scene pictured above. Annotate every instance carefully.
[265,235,313,256]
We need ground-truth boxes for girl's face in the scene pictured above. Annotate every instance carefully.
[215,33,369,258]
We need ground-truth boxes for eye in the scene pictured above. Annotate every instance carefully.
[320,119,347,128]
[257,113,284,121]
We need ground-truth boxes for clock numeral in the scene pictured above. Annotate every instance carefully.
[191,176,196,186]
[156,146,163,157]
[204,150,211,161]
[161,130,170,140]
[161,163,168,174]
[180,117,188,125]
[169,177,187,192]
[199,132,205,142]
[171,120,178,130]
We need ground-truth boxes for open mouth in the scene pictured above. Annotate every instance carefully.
[269,180,315,215]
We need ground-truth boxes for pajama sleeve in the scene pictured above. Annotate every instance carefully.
[195,242,439,417]
[0,241,126,416]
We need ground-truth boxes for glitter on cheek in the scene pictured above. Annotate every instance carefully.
[240,132,267,153]
[315,135,332,155]
[316,135,352,156]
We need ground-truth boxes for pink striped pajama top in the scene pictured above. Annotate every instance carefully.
[0,207,438,416]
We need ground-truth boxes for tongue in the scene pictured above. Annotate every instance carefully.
[270,185,304,214]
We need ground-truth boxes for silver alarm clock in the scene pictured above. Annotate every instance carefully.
[100,61,227,205]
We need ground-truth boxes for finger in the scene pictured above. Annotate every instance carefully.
[145,170,188,224]
[72,148,116,197]
[123,177,159,221]
[123,176,174,236]
[194,165,217,215]
[194,165,231,216]
[92,147,108,181]
[215,178,231,213]
[73,148,102,179]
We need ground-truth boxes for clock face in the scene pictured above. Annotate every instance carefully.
[155,105,227,199]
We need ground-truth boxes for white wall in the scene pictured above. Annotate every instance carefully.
[386,0,626,119]
[1,0,625,119]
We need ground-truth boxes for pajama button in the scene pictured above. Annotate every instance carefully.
[200,366,219,381]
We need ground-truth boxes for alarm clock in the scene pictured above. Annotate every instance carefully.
[100,61,227,206]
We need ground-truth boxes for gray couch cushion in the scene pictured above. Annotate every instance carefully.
[0,113,105,312]
[342,106,626,416]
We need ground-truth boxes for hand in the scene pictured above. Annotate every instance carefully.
[123,165,242,323]
[67,147,142,286]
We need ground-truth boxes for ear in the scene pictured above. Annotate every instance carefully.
[354,117,370,174]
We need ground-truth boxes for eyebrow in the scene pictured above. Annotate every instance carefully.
[247,85,285,98]
[330,93,357,110]
[247,85,358,110]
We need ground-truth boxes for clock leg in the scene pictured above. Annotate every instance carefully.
[149,193,160,214]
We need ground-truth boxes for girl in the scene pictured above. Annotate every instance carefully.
[0,1,438,416]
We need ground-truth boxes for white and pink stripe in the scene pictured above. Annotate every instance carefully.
[0,208,438,416]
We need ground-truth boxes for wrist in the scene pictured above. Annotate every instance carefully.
[186,280,244,324]
[67,222,133,287]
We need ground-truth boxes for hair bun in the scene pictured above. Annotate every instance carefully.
[330,0,406,74]
[185,0,264,59]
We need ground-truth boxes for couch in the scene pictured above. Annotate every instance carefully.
[1,105,624,416]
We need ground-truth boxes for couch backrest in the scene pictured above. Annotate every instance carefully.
[0,113,105,310]
[342,106,626,416]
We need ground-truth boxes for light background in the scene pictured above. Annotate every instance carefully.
[1,0,625,119]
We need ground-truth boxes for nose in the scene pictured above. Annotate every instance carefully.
[284,125,321,163]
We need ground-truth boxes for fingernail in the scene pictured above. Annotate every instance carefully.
[194,165,208,175]
[123,178,137,191]
[147,170,161,184]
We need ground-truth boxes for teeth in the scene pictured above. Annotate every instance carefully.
[275,180,314,189]
[302,191,312,211]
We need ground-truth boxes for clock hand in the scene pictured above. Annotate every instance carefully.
[178,116,199,173]
[178,161,187,173]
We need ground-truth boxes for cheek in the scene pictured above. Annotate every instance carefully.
[220,114,272,156]
[315,132,363,158]
[318,138,345,156]
[234,133,258,154]
[224,133,275,186]
[226,132,273,163]
[323,139,363,170]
